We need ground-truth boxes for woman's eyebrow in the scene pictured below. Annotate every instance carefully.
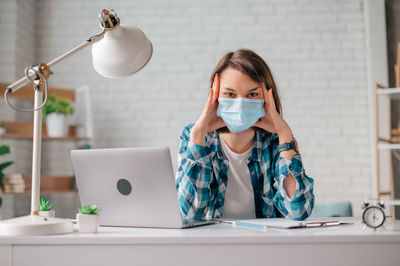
[248,87,261,92]
[223,87,235,91]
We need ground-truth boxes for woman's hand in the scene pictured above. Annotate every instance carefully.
[254,83,292,138]
[190,73,226,146]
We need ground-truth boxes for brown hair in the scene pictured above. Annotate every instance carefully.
[210,49,282,133]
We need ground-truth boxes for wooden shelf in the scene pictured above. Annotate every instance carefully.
[377,88,400,99]
[1,189,78,195]
[2,176,76,194]
[378,137,400,144]
[0,133,89,141]
[375,84,399,213]
[0,82,75,101]
[378,143,400,150]
[377,87,400,94]
[0,121,90,141]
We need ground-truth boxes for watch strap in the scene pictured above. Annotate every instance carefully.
[277,139,298,153]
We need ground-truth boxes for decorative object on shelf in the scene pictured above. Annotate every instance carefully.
[361,199,400,230]
[0,124,5,135]
[77,204,100,233]
[0,145,14,220]
[2,173,26,193]
[43,94,74,137]
[39,197,55,218]
[392,128,400,143]
[0,8,152,236]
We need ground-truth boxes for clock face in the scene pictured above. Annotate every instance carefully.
[362,206,385,228]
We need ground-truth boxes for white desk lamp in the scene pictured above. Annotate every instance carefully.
[0,9,152,235]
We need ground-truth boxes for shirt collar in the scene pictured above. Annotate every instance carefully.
[210,130,264,162]
[211,132,226,161]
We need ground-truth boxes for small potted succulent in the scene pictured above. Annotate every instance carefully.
[77,204,100,233]
[0,145,14,220]
[43,94,74,137]
[39,197,55,217]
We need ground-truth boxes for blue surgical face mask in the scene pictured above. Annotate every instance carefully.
[217,98,265,133]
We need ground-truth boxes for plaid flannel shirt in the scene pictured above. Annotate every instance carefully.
[175,123,314,221]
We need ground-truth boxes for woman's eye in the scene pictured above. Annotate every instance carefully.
[248,93,258,97]
[224,92,235,97]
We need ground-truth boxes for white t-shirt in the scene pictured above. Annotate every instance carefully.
[220,137,256,219]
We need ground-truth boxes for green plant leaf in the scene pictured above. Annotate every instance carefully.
[0,161,13,188]
[78,204,100,214]
[0,146,10,155]
[39,197,53,211]
[43,94,74,117]
[0,145,14,188]
[0,161,13,172]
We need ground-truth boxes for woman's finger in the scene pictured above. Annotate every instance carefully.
[262,82,270,110]
[268,89,277,111]
[216,73,220,101]
[207,88,213,107]
[212,73,220,103]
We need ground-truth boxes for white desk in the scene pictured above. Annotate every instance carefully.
[0,218,399,266]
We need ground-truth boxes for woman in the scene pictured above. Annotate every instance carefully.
[176,49,314,221]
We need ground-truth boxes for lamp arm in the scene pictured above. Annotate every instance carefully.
[6,29,106,94]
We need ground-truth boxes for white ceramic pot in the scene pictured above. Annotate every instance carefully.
[39,210,55,218]
[46,113,68,137]
[77,213,99,233]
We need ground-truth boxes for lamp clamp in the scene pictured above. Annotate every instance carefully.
[4,64,51,112]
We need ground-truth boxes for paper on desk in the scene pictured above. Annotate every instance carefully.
[224,218,351,229]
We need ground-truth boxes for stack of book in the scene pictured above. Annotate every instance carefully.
[392,128,400,143]
[2,173,28,193]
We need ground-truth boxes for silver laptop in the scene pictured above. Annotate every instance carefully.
[71,146,214,229]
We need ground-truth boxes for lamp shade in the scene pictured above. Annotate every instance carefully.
[92,25,153,78]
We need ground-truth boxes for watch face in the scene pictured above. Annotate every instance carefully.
[362,206,385,228]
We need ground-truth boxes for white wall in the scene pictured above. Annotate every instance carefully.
[0,0,376,217]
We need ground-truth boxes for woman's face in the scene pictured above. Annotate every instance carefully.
[218,67,264,100]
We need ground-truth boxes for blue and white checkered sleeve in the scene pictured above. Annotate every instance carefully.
[272,138,315,221]
[175,125,214,220]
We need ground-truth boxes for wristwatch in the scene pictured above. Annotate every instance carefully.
[277,139,298,153]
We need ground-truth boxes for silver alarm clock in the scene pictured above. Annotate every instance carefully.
[361,201,386,229]
[361,199,400,229]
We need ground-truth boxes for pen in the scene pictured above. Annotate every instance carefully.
[300,221,340,228]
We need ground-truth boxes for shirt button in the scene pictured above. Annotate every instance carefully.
[251,171,255,175]
[218,152,223,157]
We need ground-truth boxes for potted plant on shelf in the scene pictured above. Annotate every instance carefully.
[43,94,74,137]
[0,145,14,220]
[39,197,55,217]
[77,204,101,233]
